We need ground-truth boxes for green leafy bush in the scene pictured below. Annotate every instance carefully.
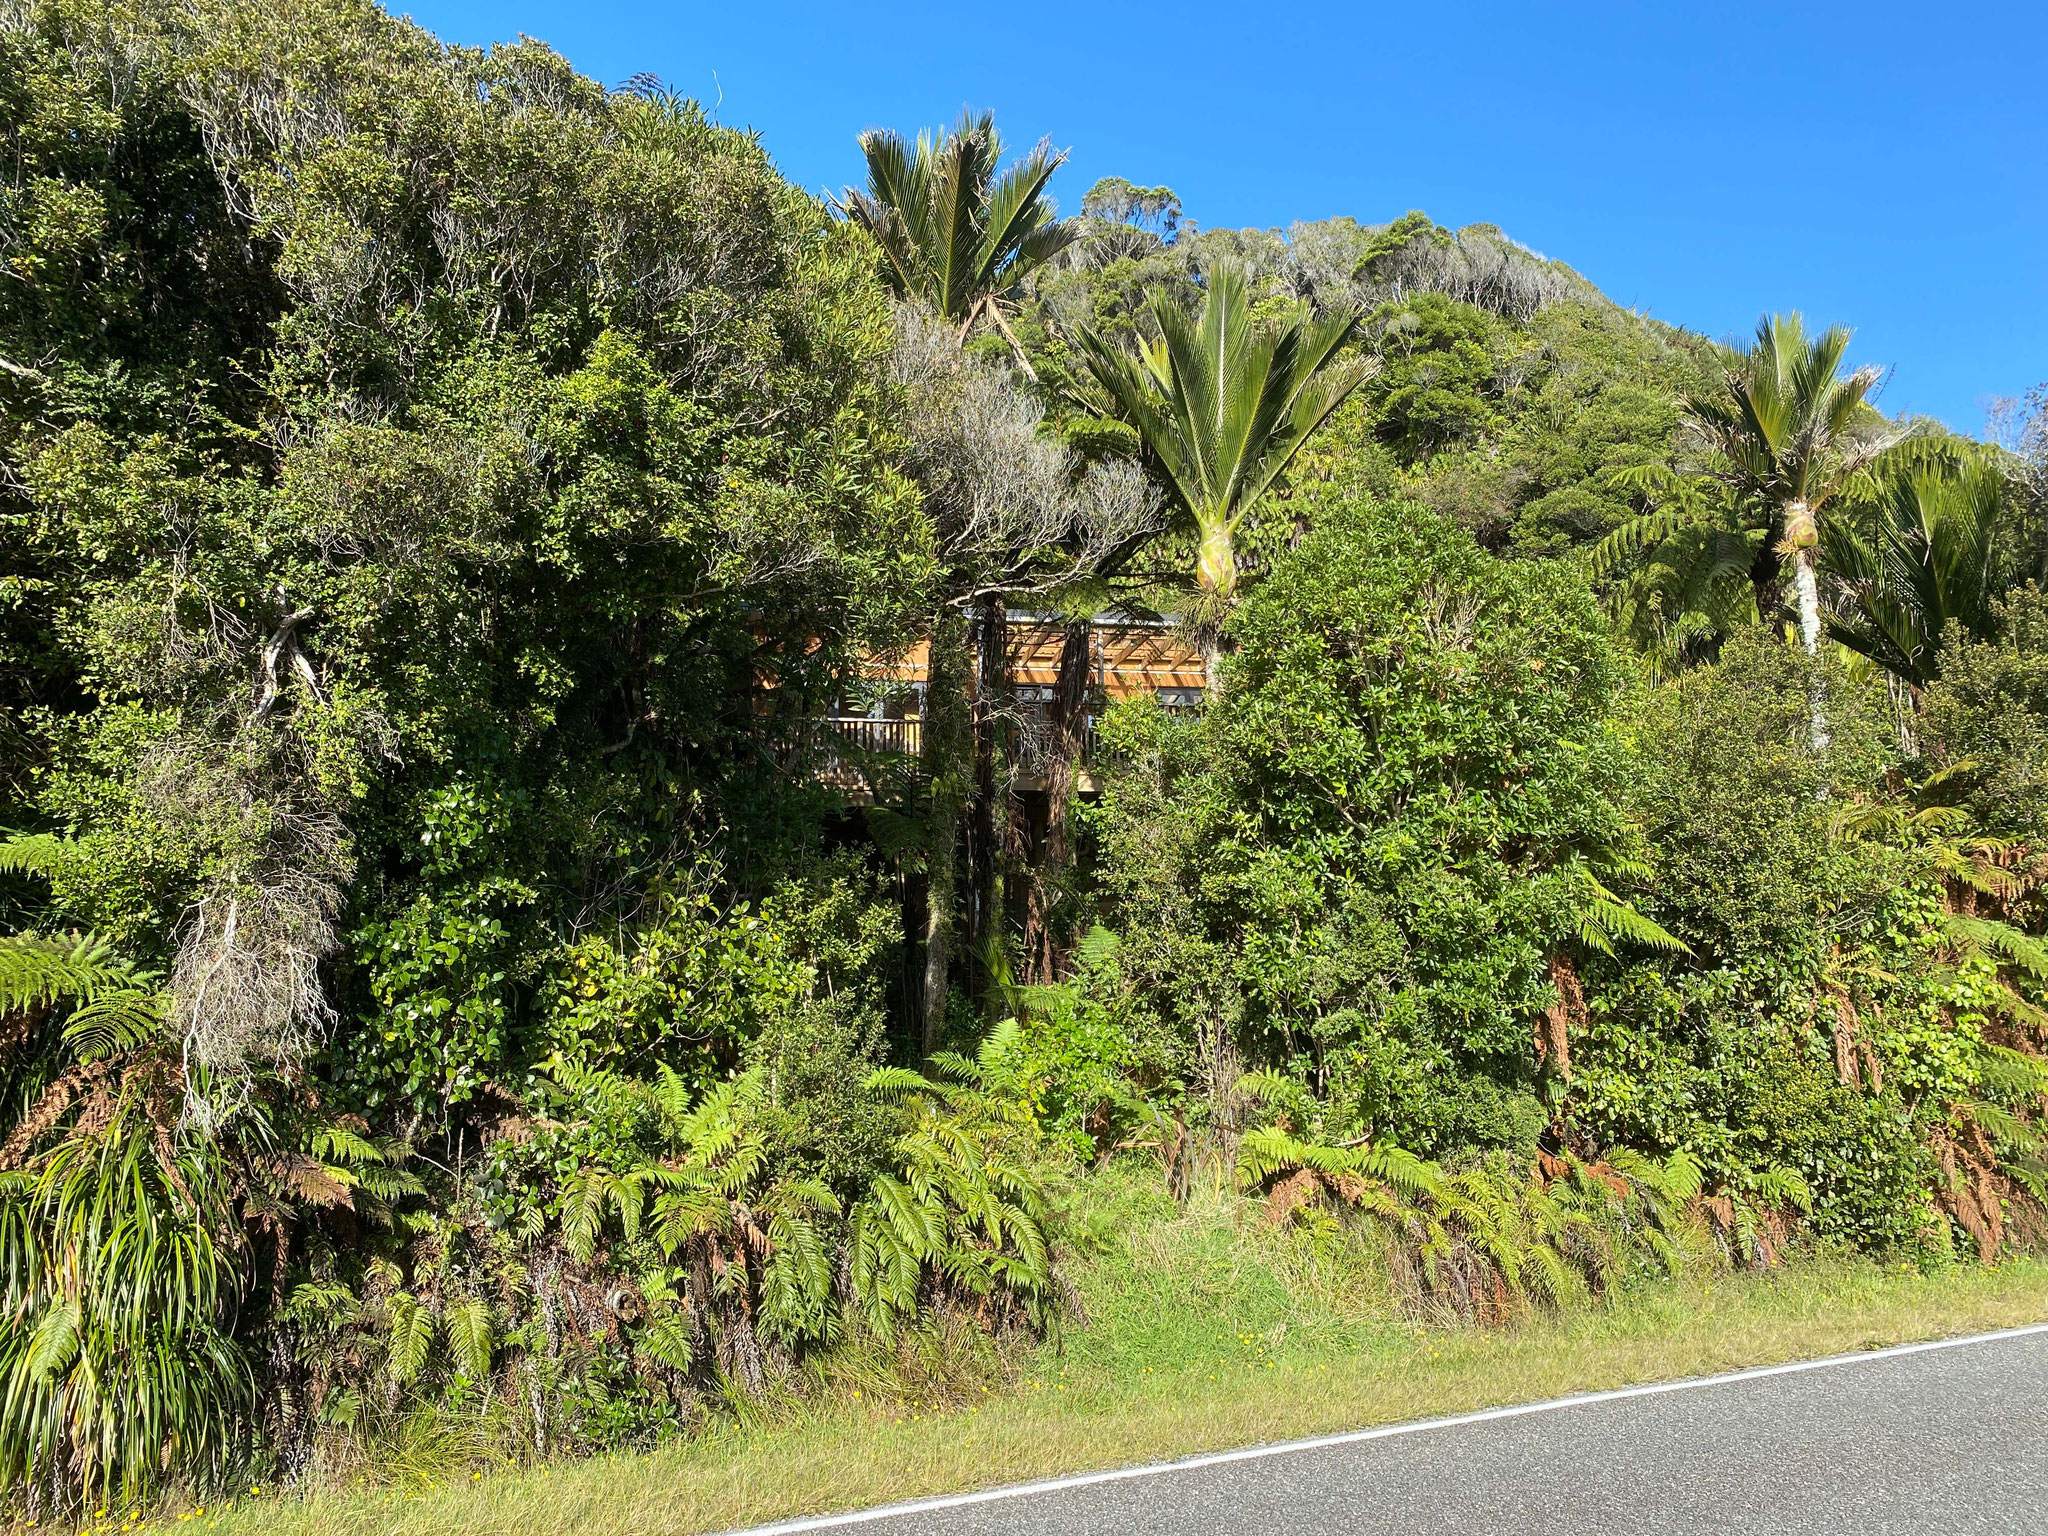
[1090,493,1647,1157]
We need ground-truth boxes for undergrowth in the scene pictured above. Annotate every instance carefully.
[78,1163,2048,1536]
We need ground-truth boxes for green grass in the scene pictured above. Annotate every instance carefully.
[136,1172,2048,1536]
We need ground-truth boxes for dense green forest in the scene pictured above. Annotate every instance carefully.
[3,0,2047,1518]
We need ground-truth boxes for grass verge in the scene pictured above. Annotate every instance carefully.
[163,1185,2048,1536]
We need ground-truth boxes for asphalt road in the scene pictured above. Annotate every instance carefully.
[742,1325,2048,1536]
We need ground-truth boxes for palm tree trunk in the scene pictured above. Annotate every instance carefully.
[1784,500,1832,751]
[1783,498,1823,654]
[1196,522,1237,608]
[1792,549,1823,655]
[1195,522,1235,701]
[920,610,972,1055]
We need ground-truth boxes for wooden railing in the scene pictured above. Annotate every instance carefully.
[816,716,923,758]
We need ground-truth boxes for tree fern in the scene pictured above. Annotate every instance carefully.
[1749,1164,1814,1215]
[544,1057,1059,1363]
[1975,1044,2048,1100]
[0,833,66,878]
[1571,873,1691,958]
[862,1064,950,1100]
[1591,465,1762,669]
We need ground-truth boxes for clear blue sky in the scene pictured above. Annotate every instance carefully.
[401,0,2043,433]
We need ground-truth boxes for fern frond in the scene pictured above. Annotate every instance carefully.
[1358,1141,1444,1201]
[1750,1165,1813,1214]
[0,832,68,879]
[863,1065,948,1099]
[0,933,153,1014]
[1976,1045,2048,1101]
[1661,1149,1704,1203]
[1964,1099,2048,1157]
[638,1312,696,1372]
[443,1297,493,1381]
[1947,914,2048,980]
[309,1123,385,1165]
[60,990,164,1059]
[387,1293,434,1384]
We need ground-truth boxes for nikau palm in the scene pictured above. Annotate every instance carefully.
[842,111,1076,377]
[843,111,1079,1021]
[1685,313,1894,655]
[1824,459,2015,689]
[1077,264,1372,627]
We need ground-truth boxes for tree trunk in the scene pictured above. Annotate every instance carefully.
[1537,951,1583,1080]
[964,593,1009,1013]
[1000,619,1034,962]
[1781,497,1823,655]
[1198,628,1224,702]
[1791,548,1822,655]
[1195,522,1233,700]
[919,609,972,1055]
[1748,538,1784,631]
[1023,616,1093,983]
[1781,499,1831,752]
[1195,521,1237,607]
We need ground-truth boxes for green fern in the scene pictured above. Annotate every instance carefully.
[1976,1044,2048,1100]
[1749,1164,1814,1215]
[1573,875,1691,958]
[1947,914,2048,981]
[443,1297,494,1382]
[386,1292,435,1384]
[0,832,67,879]
[0,933,158,1017]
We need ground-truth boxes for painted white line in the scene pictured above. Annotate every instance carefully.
[728,1320,2048,1534]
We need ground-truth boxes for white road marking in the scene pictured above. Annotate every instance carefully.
[729,1320,2048,1534]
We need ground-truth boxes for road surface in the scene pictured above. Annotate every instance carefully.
[740,1324,2048,1535]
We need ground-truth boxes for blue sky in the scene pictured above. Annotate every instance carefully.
[401,0,2043,433]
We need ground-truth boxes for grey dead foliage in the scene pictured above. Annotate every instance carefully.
[1278,218,1601,322]
[140,729,354,1103]
[1043,207,1604,328]
[122,518,386,1095]
[890,302,1161,604]
[1987,386,2048,531]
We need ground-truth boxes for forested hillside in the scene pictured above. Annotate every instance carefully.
[3,0,2047,1519]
